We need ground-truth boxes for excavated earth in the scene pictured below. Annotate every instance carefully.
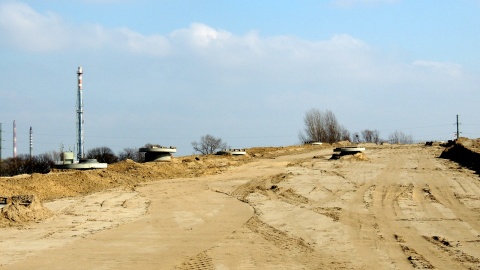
[1,140,480,269]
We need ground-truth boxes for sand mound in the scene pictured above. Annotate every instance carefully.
[248,144,329,158]
[440,138,480,174]
[456,137,480,153]
[332,140,351,147]
[352,152,369,161]
[330,152,369,161]
[107,159,148,174]
[1,195,52,223]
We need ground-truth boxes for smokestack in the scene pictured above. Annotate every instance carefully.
[30,126,33,157]
[0,123,2,161]
[13,120,16,158]
[76,66,84,160]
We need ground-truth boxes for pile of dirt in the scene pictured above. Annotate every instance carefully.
[350,152,369,161]
[440,137,480,174]
[331,152,369,161]
[1,195,52,225]
[247,144,329,158]
[456,137,480,153]
[332,140,351,147]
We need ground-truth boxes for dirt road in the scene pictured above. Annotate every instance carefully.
[2,145,480,269]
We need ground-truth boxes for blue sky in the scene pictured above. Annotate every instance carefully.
[0,0,479,158]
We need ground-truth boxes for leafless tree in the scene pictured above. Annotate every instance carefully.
[143,143,161,148]
[32,153,56,173]
[192,134,227,155]
[299,108,325,143]
[325,110,342,142]
[86,146,119,164]
[340,126,351,141]
[351,132,361,143]
[0,153,54,176]
[361,129,381,143]
[388,130,413,144]
[299,109,348,144]
[118,147,144,163]
[44,150,62,162]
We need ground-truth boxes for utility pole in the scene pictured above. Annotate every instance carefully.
[456,114,460,139]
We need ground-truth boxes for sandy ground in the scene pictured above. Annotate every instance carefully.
[1,144,480,269]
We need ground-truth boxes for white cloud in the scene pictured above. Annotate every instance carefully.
[412,60,463,77]
[0,1,463,86]
[0,2,69,51]
[0,1,170,55]
[0,2,470,95]
[169,23,235,51]
[115,28,170,56]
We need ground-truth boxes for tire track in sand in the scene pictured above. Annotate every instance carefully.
[341,147,473,269]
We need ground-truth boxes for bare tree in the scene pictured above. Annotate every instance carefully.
[118,147,144,163]
[326,110,344,142]
[30,153,56,174]
[351,132,361,143]
[192,134,227,155]
[299,109,348,144]
[0,153,54,176]
[299,108,325,143]
[143,143,161,148]
[388,130,413,144]
[44,150,61,163]
[340,126,351,141]
[361,129,381,143]
[86,146,119,164]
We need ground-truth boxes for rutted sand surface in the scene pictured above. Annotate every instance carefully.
[0,188,149,266]
[2,144,480,269]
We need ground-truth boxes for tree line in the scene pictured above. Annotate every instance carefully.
[0,108,414,176]
[0,146,146,177]
[0,137,229,176]
[299,108,413,145]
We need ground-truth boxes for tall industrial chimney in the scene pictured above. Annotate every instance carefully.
[55,66,107,170]
[13,120,17,158]
[76,66,84,160]
[0,123,3,160]
[30,126,33,157]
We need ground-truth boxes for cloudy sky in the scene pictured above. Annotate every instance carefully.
[1,0,479,158]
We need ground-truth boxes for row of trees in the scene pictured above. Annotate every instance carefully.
[0,135,229,176]
[299,108,414,145]
[189,109,415,157]
[190,109,415,156]
[0,109,414,176]
[0,136,229,176]
[0,153,56,176]
[0,146,147,177]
